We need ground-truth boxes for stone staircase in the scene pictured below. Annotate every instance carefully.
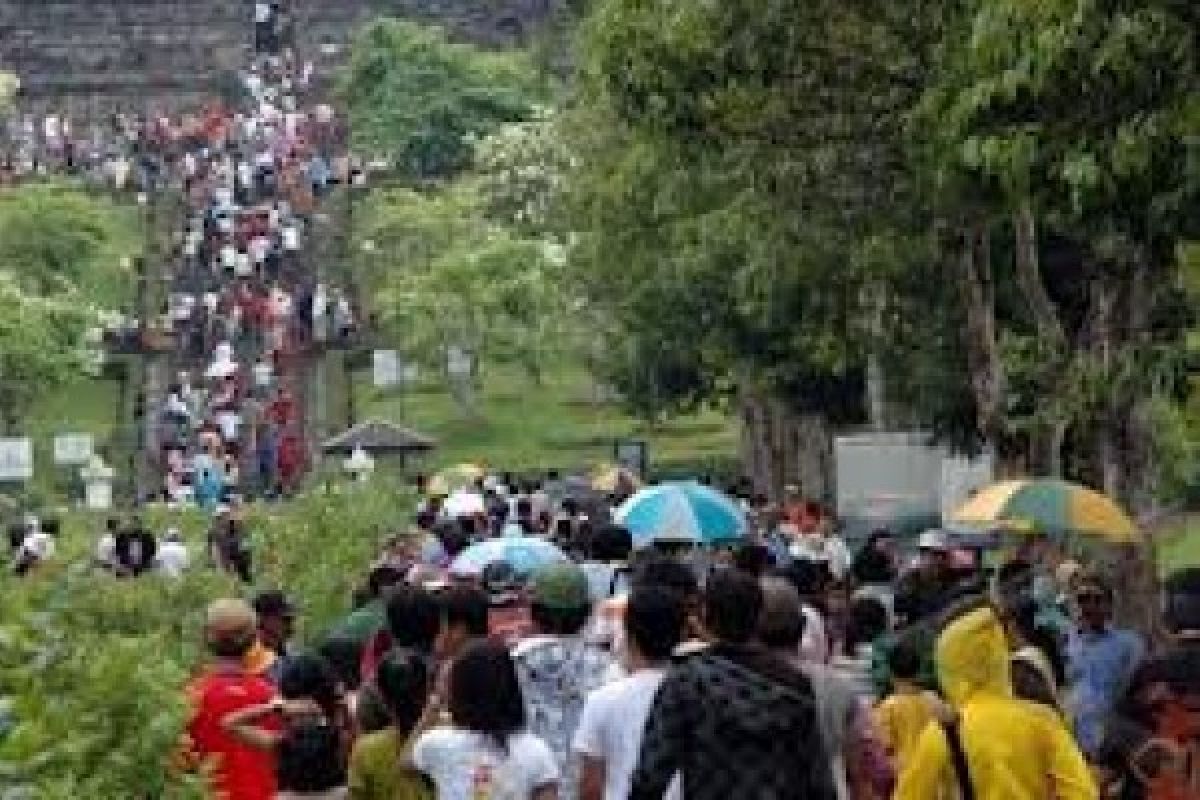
[0,0,561,117]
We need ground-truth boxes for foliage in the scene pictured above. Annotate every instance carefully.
[339,18,543,181]
[251,484,412,641]
[0,560,235,798]
[0,272,98,432]
[359,184,570,387]
[0,183,135,303]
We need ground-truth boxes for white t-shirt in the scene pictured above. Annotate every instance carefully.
[412,728,558,800]
[20,531,55,561]
[215,410,242,442]
[282,225,300,251]
[572,669,681,800]
[156,541,190,578]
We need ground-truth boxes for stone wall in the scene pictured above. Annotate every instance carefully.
[0,0,558,116]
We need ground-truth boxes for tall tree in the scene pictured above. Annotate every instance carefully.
[339,18,543,182]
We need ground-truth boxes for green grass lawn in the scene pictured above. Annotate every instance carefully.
[354,359,738,477]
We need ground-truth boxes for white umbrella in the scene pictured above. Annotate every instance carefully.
[444,490,486,518]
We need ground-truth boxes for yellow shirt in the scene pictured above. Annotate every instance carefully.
[348,728,431,800]
[874,691,935,775]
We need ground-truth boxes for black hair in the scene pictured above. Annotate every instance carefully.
[435,521,471,559]
[886,637,923,681]
[440,585,490,637]
[624,586,684,662]
[317,635,363,692]
[385,585,441,653]
[1009,595,1066,687]
[585,525,633,563]
[279,652,341,717]
[757,577,806,650]
[276,654,346,794]
[852,536,896,585]
[704,570,764,645]
[375,649,429,736]
[209,629,256,660]
[784,559,833,601]
[733,543,773,577]
[367,564,405,598]
[530,603,591,636]
[632,556,700,601]
[844,596,889,653]
[448,639,526,750]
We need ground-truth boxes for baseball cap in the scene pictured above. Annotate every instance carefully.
[530,562,590,611]
[252,589,295,617]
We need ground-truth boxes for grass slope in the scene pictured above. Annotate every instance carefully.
[355,360,737,476]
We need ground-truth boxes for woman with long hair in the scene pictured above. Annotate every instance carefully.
[411,639,559,799]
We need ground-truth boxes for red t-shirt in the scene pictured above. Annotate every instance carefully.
[186,669,279,800]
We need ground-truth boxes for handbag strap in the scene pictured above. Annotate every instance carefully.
[942,719,976,800]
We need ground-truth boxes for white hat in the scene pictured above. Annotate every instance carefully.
[917,529,952,551]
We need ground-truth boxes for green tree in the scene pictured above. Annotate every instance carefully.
[339,18,543,181]
[567,0,939,496]
[915,0,1200,502]
[0,272,96,432]
[0,183,132,300]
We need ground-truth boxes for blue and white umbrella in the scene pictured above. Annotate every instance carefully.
[616,481,747,548]
[449,536,568,578]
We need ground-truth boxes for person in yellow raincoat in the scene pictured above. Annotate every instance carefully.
[893,607,1098,800]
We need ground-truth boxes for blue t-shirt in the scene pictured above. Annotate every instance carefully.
[1066,625,1144,755]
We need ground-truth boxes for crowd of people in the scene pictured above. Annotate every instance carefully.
[179,471,1200,800]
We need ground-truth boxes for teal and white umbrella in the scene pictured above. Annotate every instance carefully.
[615,481,747,548]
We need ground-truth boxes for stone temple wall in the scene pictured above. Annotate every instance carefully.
[0,0,558,117]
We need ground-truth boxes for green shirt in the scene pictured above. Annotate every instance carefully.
[348,728,431,800]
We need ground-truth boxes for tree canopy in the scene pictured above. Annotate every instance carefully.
[339,18,544,181]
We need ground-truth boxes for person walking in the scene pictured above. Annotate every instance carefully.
[630,570,837,800]
[512,563,613,800]
[1066,572,1145,758]
[412,639,560,800]
[574,586,684,800]
[892,606,1097,800]
[348,650,433,800]
[183,599,280,800]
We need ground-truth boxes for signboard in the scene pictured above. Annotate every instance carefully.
[0,438,34,481]
[53,433,94,466]
[614,439,648,477]
[446,346,473,380]
[372,349,400,388]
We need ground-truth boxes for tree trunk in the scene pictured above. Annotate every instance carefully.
[738,384,833,503]
[951,223,1006,445]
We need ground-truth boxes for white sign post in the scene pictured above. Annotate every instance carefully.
[80,455,115,510]
[372,349,401,388]
[53,433,94,466]
[446,346,473,380]
[0,438,34,482]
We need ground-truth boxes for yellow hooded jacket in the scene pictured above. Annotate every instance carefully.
[893,608,1098,800]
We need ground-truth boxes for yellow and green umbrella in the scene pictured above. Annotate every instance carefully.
[951,479,1137,542]
[427,463,486,496]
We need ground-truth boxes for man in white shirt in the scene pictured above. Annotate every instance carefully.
[156,529,190,578]
[574,585,683,800]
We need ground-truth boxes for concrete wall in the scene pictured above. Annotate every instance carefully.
[0,0,558,115]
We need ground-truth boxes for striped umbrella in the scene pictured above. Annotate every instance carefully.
[950,479,1137,542]
[615,481,747,548]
